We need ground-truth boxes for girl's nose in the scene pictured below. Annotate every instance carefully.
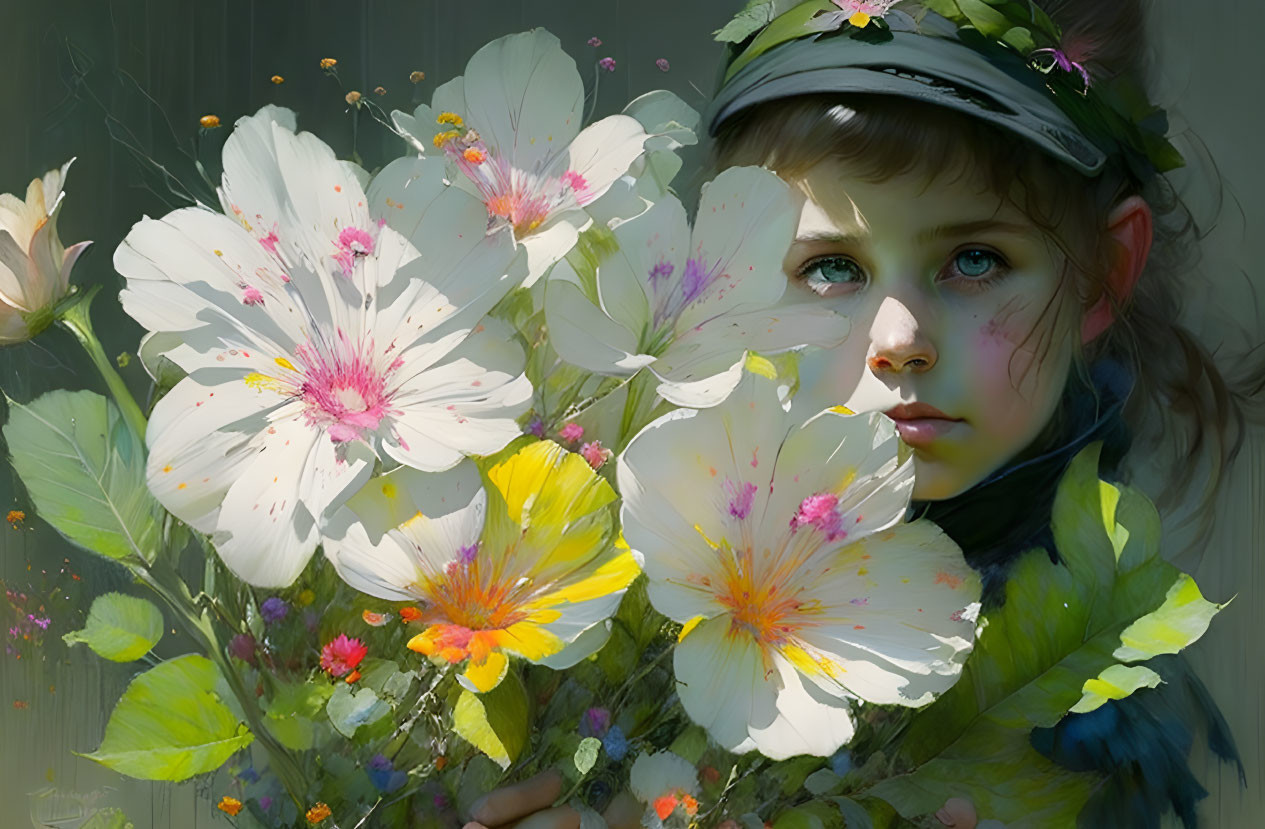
[867,297,937,375]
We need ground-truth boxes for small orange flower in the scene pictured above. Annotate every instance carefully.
[374,86,386,96]
[306,802,332,824]
[409,70,426,83]
[271,74,285,84]
[7,510,25,526]
[399,606,422,622]
[13,699,28,709]
[681,794,699,816]
[344,669,361,684]
[462,148,487,164]
[345,90,362,105]
[654,795,679,820]
[200,115,221,129]
[435,755,448,771]
[319,58,337,70]
[217,796,243,816]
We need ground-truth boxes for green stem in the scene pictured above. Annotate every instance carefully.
[57,285,148,441]
[134,562,309,809]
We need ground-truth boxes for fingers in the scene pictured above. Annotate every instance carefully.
[468,770,565,827]
[601,792,644,829]
[935,797,979,829]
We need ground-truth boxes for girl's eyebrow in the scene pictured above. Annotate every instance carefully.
[792,220,1035,246]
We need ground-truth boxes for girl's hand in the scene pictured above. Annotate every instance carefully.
[463,770,641,829]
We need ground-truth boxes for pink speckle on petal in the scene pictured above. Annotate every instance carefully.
[333,226,376,277]
[259,229,280,255]
[791,492,846,540]
[241,285,264,306]
[724,478,758,520]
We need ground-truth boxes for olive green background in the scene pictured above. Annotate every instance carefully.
[0,1,1260,827]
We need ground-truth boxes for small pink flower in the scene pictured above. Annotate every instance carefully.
[598,57,616,73]
[320,634,368,678]
[587,37,602,47]
[559,422,584,443]
[655,58,670,72]
[241,285,264,306]
[580,440,612,471]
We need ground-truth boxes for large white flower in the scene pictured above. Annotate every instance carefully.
[0,159,91,343]
[117,106,530,587]
[323,441,640,693]
[618,372,981,759]
[545,166,848,408]
[393,29,651,284]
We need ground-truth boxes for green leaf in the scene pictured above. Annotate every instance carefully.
[725,1,837,82]
[80,654,253,781]
[714,0,780,43]
[1070,663,1163,714]
[63,592,163,661]
[326,682,390,739]
[452,669,529,769]
[866,443,1221,824]
[574,736,601,775]
[999,25,1034,53]
[264,681,333,751]
[80,809,135,829]
[1113,573,1225,661]
[668,725,710,765]
[4,390,163,564]
[956,0,1010,37]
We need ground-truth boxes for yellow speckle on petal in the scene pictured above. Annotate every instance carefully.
[162,465,173,473]
[829,404,855,414]
[381,481,397,499]
[678,615,705,642]
[177,482,187,490]
[275,356,297,371]
[693,524,720,550]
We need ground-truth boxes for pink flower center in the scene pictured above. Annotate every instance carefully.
[293,331,401,444]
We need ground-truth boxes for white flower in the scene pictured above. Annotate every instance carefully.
[618,372,981,759]
[545,166,848,409]
[117,106,530,587]
[629,751,700,823]
[0,159,91,343]
[393,29,651,285]
[323,442,640,692]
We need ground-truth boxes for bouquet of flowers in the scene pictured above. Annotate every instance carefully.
[2,27,1224,829]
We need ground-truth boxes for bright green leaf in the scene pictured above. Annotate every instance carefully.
[1000,25,1035,53]
[63,592,163,661]
[574,737,601,775]
[326,683,390,739]
[866,443,1218,824]
[4,390,163,564]
[1070,663,1163,714]
[264,680,332,751]
[79,654,252,781]
[668,725,709,765]
[956,0,1011,35]
[1114,573,1226,662]
[452,670,529,769]
[725,1,836,81]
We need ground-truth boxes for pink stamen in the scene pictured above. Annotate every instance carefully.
[333,227,376,277]
[240,285,265,306]
[292,330,403,445]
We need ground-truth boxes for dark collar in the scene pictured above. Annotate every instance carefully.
[907,360,1135,606]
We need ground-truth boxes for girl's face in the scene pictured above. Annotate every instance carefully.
[784,159,1079,500]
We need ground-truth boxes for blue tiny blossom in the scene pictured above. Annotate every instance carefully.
[366,753,407,792]
[260,597,289,624]
[602,725,629,762]
[830,748,853,777]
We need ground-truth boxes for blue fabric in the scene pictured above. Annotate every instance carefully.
[908,360,1242,827]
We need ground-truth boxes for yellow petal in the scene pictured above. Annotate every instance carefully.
[492,622,565,661]
[849,12,871,27]
[529,550,641,608]
[679,615,706,642]
[463,650,509,692]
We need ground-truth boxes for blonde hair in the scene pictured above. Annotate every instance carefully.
[709,0,1264,530]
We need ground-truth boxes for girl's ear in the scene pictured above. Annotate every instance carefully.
[1081,195,1153,343]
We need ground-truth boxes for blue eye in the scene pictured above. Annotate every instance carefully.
[797,256,865,296]
[953,249,1005,279]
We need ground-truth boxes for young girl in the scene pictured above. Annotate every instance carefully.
[462,1,1260,827]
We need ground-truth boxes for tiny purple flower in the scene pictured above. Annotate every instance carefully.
[579,706,612,737]
[587,36,602,47]
[260,596,288,624]
[368,753,393,771]
[598,57,616,73]
[527,416,546,438]
[656,58,670,72]
[259,796,273,812]
[228,633,257,664]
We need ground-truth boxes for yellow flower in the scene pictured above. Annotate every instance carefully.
[199,114,220,129]
[436,111,464,127]
[306,802,332,824]
[6,510,25,526]
[374,86,387,96]
[325,442,641,693]
[345,90,362,105]
[271,74,284,84]
[432,130,461,148]
[297,588,315,607]
[217,796,243,816]
[0,159,91,344]
[409,70,426,83]
[319,57,337,69]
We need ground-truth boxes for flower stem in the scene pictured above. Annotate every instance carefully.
[57,285,148,442]
[134,560,310,809]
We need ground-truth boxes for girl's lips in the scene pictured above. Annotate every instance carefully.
[891,417,962,447]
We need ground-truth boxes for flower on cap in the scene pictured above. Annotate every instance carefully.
[120,105,529,588]
[323,442,640,693]
[618,372,981,759]
[545,166,847,408]
[0,159,91,345]
[392,30,653,285]
[320,634,368,677]
[831,1,900,29]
